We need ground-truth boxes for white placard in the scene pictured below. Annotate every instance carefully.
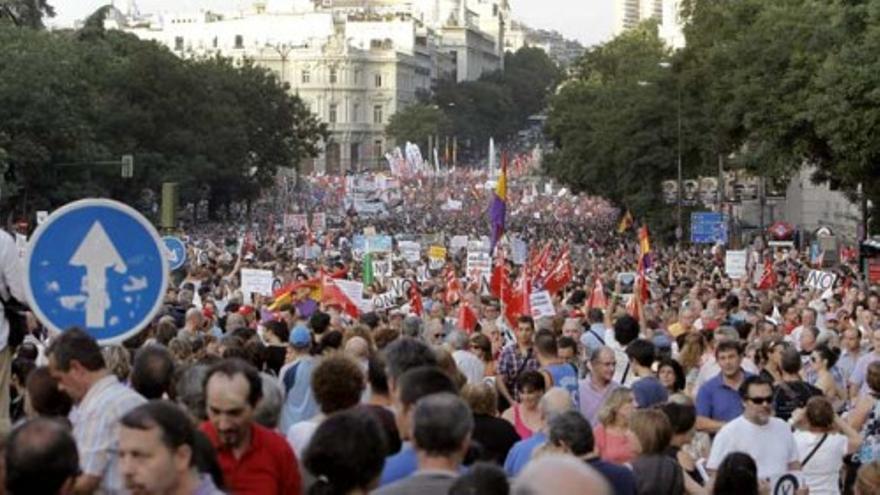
[398,241,421,263]
[450,235,469,253]
[467,250,492,281]
[511,238,528,265]
[240,268,274,299]
[805,270,837,292]
[334,279,374,313]
[372,291,398,310]
[724,250,748,279]
[530,290,556,318]
[36,211,49,225]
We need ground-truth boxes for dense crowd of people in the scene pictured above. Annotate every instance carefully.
[1,169,880,495]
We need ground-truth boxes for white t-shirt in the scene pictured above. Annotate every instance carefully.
[793,431,848,495]
[604,329,635,387]
[452,350,486,384]
[707,415,799,480]
[286,416,322,458]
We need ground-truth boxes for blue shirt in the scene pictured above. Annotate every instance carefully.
[504,432,547,477]
[631,376,668,409]
[380,443,418,486]
[545,363,579,406]
[587,458,637,495]
[581,323,607,352]
[696,371,751,422]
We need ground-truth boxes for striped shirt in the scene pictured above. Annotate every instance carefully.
[71,375,146,494]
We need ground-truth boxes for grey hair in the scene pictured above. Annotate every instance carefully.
[401,316,424,338]
[547,411,593,456]
[384,337,437,381]
[589,346,614,363]
[254,373,284,429]
[175,364,209,421]
[512,455,610,495]
[412,393,474,456]
[539,387,574,422]
[445,330,470,351]
[185,307,203,323]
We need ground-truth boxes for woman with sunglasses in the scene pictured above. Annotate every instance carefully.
[811,345,846,412]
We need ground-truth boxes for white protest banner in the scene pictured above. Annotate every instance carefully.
[417,265,430,282]
[724,250,748,279]
[334,279,374,313]
[240,269,274,300]
[372,257,393,279]
[511,238,527,265]
[467,250,492,281]
[529,290,556,319]
[805,270,837,292]
[365,235,393,254]
[36,210,48,225]
[372,291,398,310]
[284,214,308,231]
[398,241,421,263]
[388,278,415,299]
[311,212,326,233]
[441,199,463,211]
[450,235,469,253]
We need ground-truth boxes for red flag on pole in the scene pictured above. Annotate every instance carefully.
[586,277,607,311]
[409,280,424,317]
[505,263,532,327]
[445,266,462,306]
[543,245,573,295]
[491,248,510,299]
[757,259,777,290]
[457,301,479,333]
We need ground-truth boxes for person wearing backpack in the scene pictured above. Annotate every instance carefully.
[0,228,27,437]
[790,396,862,495]
[773,346,822,421]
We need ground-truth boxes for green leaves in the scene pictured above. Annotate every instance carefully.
[0,20,327,218]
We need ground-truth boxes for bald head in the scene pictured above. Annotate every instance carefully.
[344,336,370,361]
[512,455,610,495]
[539,387,573,423]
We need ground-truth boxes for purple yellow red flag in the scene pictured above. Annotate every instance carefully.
[489,152,507,254]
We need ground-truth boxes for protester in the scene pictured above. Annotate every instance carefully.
[848,361,880,464]
[535,329,579,404]
[374,393,473,495]
[594,387,637,465]
[707,375,800,480]
[790,396,861,495]
[710,452,760,495]
[659,402,705,488]
[657,357,687,395]
[46,328,147,494]
[628,409,685,495]
[773,346,822,421]
[201,358,302,494]
[512,455,610,495]
[579,346,620,426]
[500,370,545,439]
[626,339,668,408]
[302,409,387,495]
[545,410,636,495]
[118,401,224,494]
[496,316,539,407]
[461,382,520,465]
[504,388,573,477]
[695,340,750,434]
[448,462,510,495]
[280,324,320,432]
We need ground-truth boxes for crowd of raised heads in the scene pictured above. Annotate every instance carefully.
[3,169,880,495]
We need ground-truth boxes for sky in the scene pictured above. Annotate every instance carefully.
[53,0,615,46]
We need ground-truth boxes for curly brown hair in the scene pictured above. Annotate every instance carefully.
[311,353,366,414]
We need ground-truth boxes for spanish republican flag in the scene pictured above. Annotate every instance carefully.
[637,226,653,270]
[617,210,634,234]
[489,152,507,254]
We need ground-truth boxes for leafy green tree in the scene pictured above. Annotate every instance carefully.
[0,0,54,29]
[385,103,452,152]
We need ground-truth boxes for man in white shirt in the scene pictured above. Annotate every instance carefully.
[0,228,26,436]
[707,375,801,481]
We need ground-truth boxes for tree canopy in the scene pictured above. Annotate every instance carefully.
[0,15,327,220]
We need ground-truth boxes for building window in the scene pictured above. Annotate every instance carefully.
[212,36,218,48]
[302,69,311,83]
[234,35,244,49]
[174,36,184,51]
[374,73,382,88]
[329,68,338,84]
[353,103,360,123]
[373,105,383,124]
[329,104,338,124]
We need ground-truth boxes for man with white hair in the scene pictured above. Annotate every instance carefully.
[446,330,485,384]
[504,387,573,477]
[179,307,205,340]
[512,455,610,495]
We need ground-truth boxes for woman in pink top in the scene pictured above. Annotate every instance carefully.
[593,387,638,464]
[502,370,546,439]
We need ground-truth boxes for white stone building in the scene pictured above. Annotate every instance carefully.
[113,0,506,173]
[614,0,685,49]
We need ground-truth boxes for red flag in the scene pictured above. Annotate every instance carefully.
[457,301,479,333]
[586,277,607,311]
[445,266,462,306]
[505,263,532,327]
[409,280,424,317]
[757,259,777,290]
[490,248,510,299]
[530,242,552,275]
[319,273,360,319]
[543,245,573,295]
[789,270,799,291]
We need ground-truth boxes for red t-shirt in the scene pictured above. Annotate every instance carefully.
[200,421,301,495]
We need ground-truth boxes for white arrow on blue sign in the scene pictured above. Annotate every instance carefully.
[24,199,168,344]
[162,236,187,271]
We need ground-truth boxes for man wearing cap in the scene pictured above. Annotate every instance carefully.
[279,325,319,433]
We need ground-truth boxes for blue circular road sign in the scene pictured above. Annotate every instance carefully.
[24,199,169,344]
[162,236,187,271]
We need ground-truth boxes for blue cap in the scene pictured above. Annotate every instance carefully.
[653,334,672,350]
[290,325,311,348]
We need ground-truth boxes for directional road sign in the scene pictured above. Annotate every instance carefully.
[690,212,728,245]
[24,199,168,343]
[162,236,187,271]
